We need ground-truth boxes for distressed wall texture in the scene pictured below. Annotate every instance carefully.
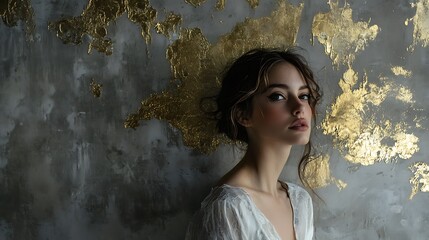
[1,0,429,239]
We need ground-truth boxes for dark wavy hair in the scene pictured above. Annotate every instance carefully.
[207,47,322,189]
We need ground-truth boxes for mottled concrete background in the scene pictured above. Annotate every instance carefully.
[1,0,429,239]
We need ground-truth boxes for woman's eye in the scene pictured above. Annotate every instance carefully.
[300,94,311,100]
[268,93,286,101]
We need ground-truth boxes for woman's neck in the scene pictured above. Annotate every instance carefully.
[220,140,292,197]
[244,141,291,194]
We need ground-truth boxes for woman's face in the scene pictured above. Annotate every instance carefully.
[244,61,312,145]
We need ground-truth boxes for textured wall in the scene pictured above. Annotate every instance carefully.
[1,0,429,239]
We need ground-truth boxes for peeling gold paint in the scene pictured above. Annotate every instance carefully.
[304,154,347,190]
[312,1,379,66]
[407,0,429,50]
[0,0,35,40]
[322,67,420,165]
[154,12,182,38]
[185,0,206,7]
[125,1,303,152]
[90,79,102,98]
[409,162,429,199]
[49,0,156,55]
[391,66,412,77]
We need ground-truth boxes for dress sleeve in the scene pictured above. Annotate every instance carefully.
[305,192,314,240]
[297,186,315,240]
[185,198,249,240]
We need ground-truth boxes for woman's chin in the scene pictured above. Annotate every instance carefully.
[282,135,310,145]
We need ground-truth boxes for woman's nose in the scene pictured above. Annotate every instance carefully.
[289,96,305,116]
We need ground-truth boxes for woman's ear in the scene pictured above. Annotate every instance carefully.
[236,109,252,128]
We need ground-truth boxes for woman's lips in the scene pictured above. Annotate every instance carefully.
[288,118,308,130]
[288,125,309,131]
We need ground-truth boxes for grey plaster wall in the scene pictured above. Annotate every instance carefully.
[1,0,429,239]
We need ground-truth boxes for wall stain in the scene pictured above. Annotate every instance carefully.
[0,122,62,239]
[113,145,177,230]
[125,0,303,153]
[322,67,421,165]
[78,141,182,231]
[312,0,379,67]
[83,193,109,223]
[48,0,157,55]
[0,0,35,40]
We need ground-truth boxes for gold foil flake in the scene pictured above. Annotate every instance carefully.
[247,0,259,9]
[304,154,346,190]
[1,0,35,40]
[393,131,419,159]
[322,67,420,165]
[185,0,206,7]
[214,0,258,10]
[413,112,428,130]
[49,0,156,55]
[90,79,102,98]
[391,66,412,77]
[125,1,303,152]
[154,12,182,38]
[304,155,332,189]
[409,162,429,199]
[407,0,429,51]
[215,0,225,10]
[312,1,379,67]
[88,38,113,55]
[209,1,303,64]
[126,28,224,152]
[396,86,415,104]
[126,0,157,44]
[124,113,140,129]
[335,179,348,190]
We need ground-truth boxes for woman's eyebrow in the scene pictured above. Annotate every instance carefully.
[263,83,309,92]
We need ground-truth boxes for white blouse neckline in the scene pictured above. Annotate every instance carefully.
[215,181,297,240]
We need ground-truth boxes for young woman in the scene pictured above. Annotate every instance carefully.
[186,48,321,240]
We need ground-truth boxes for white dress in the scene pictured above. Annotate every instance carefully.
[185,181,314,240]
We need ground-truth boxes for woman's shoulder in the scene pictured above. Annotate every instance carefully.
[187,184,255,231]
[200,184,252,209]
[186,185,264,239]
[282,181,305,191]
[280,180,312,202]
